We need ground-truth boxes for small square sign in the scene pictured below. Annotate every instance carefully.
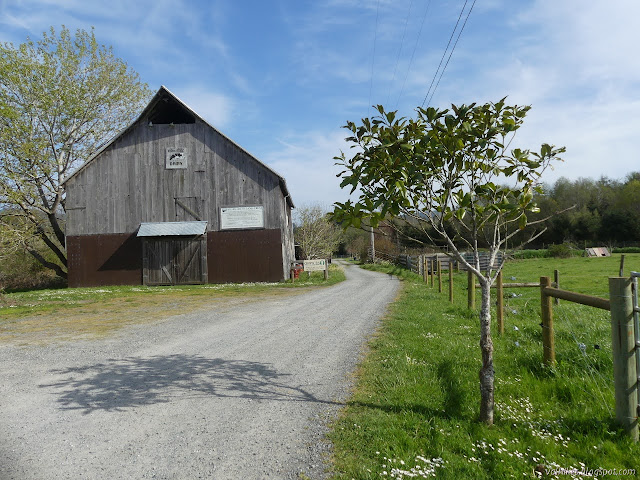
[166,147,188,169]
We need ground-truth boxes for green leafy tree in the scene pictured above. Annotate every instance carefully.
[0,26,151,278]
[332,99,564,424]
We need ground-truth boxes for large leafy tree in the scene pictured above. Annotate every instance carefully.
[332,99,564,424]
[0,26,151,278]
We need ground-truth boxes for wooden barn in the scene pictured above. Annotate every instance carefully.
[64,86,295,287]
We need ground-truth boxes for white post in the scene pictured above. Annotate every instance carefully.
[370,225,375,262]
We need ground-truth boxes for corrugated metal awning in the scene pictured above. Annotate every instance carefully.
[137,221,208,237]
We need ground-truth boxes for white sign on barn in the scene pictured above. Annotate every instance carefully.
[166,147,188,169]
[303,259,327,272]
[220,205,264,230]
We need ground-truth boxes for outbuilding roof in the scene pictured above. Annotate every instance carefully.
[137,221,208,237]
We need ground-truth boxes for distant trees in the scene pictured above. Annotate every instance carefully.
[383,172,640,252]
[0,26,151,279]
[532,173,640,247]
[294,204,342,260]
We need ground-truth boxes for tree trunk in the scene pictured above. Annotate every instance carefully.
[478,280,494,425]
[27,248,67,280]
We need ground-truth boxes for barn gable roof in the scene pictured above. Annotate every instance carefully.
[63,86,294,208]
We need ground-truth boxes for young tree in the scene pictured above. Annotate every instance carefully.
[332,99,564,424]
[0,26,152,278]
[294,204,342,260]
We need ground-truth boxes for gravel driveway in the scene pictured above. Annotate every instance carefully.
[0,262,399,479]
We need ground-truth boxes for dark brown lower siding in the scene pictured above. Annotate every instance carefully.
[67,233,142,287]
[67,229,285,287]
[207,229,284,283]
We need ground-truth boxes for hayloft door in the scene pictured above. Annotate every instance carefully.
[142,236,207,285]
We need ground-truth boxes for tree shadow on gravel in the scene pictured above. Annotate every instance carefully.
[39,355,340,414]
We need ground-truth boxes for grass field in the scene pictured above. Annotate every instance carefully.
[329,254,640,479]
[0,265,345,345]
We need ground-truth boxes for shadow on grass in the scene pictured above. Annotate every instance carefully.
[437,359,466,418]
[39,354,341,414]
[348,359,470,421]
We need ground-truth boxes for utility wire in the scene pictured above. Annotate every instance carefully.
[423,0,476,108]
[386,0,414,106]
[422,0,476,107]
[367,0,381,118]
[395,0,432,109]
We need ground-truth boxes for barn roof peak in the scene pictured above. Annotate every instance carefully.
[64,85,293,208]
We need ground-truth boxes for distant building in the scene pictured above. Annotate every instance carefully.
[64,86,294,287]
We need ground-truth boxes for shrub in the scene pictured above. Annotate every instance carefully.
[511,249,549,259]
[548,243,573,258]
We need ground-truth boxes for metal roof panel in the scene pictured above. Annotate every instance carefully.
[137,221,208,237]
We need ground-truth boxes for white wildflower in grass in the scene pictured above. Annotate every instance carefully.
[378,455,446,479]
[465,398,580,477]
[405,355,426,366]
[421,332,437,339]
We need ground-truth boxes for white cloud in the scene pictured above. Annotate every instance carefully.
[175,86,235,129]
[388,0,640,185]
[262,130,352,207]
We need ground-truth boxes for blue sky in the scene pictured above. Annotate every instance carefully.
[1,0,639,208]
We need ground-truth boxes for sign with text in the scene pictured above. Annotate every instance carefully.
[166,147,188,169]
[220,206,264,230]
[303,259,327,272]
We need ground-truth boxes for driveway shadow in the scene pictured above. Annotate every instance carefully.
[39,355,339,414]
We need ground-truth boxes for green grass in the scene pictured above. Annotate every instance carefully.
[0,264,345,344]
[329,255,640,479]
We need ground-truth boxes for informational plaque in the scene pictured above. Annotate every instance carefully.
[220,206,264,230]
[166,147,188,169]
[303,259,327,272]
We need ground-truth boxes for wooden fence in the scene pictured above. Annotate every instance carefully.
[469,269,640,441]
[372,250,503,275]
[375,251,640,441]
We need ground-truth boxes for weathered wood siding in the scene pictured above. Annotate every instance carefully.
[66,117,295,279]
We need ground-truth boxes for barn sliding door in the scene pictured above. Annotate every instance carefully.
[142,236,207,285]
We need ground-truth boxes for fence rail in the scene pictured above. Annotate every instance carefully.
[371,250,503,275]
[368,251,640,441]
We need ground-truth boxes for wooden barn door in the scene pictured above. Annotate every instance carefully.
[143,236,207,285]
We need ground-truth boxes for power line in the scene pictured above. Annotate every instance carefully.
[395,0,432,109]
[422,0,469,108]
[386,0,414,106]
[367,0,381,118]
[423,0,476,108]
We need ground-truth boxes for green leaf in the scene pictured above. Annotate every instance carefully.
[518,213,527,230]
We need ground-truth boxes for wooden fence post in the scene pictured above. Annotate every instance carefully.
[438,260,442,293]
[619,255,626,277]
[423,256,428,283]
[554,269,560,305]
[497,271,504,335]
[609,276,638,441]
[431,256,436,287]
[449,263,454,303]
[468,270,475,310]
[540,276,555,365]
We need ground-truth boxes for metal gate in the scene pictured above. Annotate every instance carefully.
[142,236,207,285]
